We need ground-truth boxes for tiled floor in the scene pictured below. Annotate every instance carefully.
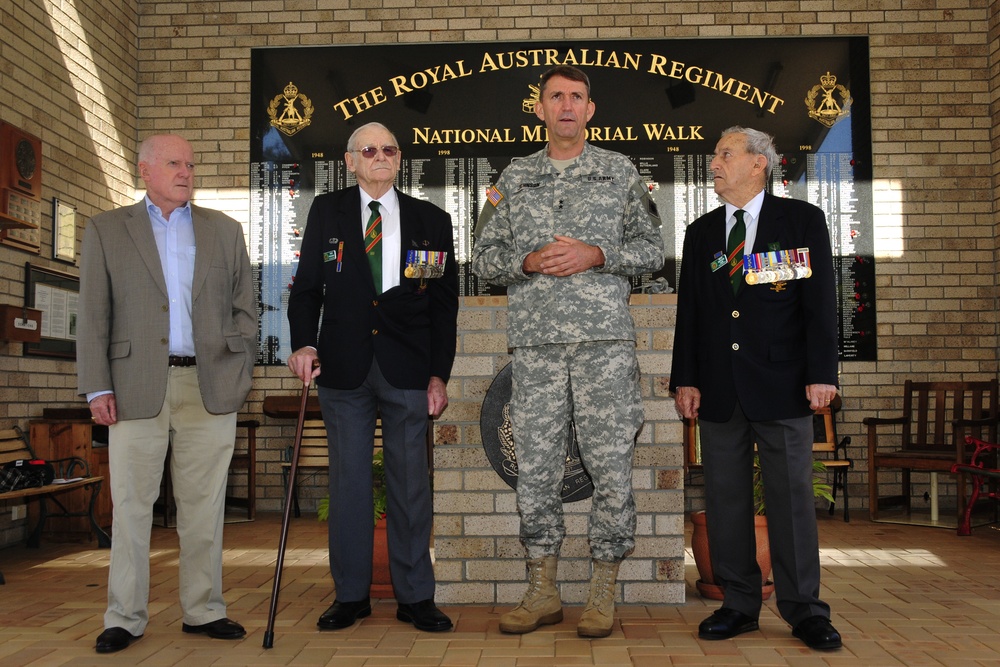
[1,511,999,666]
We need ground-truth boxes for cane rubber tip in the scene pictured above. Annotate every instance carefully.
[263,631,274,649]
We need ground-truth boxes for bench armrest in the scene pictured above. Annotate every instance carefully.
[862,416,906,427]
[834,435,852,461]
[47,455,92,479]
[962,436,1000,468]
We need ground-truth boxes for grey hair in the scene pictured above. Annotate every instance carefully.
[720,126,779,180]
[346,122,399,152]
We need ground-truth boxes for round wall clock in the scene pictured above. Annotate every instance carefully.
[15,138,36,181]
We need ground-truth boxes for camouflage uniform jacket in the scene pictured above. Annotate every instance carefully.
[472,142,664,348]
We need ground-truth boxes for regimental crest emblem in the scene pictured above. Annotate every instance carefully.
[804,72,852,128]
[522,83,540,113]
[268,82,314,136]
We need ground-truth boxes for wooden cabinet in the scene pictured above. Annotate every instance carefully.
[28,419,112,539]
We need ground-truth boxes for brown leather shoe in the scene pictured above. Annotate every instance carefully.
[95,627,141,653]
[181,617,246,639]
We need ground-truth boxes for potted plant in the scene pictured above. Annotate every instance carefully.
[317,449,386,525]
[317,449,393,597]
[691,457,834,600]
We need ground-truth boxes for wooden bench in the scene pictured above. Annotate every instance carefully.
[950,436,1000,536]
[813,397,854,521]
[281,419,383,518]
[865,379,999,526]
[262,394,432,519]
[154,419,260,526]
[684,399,854,521]
[0,426,110,584]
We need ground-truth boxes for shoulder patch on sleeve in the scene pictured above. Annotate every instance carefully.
[486,185,504,207]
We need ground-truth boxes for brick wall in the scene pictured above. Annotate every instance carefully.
[0,0,998,599]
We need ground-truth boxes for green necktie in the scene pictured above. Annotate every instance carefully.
[365,201,382,293]
[727,209,746,294]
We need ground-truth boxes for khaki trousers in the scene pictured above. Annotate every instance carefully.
[104,367,237,634]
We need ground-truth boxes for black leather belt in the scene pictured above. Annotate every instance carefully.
[168,356,197,367]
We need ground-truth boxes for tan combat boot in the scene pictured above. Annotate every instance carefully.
[577,559,620,638]
[499,556,563,633]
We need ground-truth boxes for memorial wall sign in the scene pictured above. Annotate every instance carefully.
[250,37,874,364]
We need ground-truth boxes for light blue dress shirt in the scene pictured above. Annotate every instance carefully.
[147,196,196,357]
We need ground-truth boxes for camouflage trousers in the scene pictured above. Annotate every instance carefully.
[511,340,644,562]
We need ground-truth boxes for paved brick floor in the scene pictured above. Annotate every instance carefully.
[1,511,998,666]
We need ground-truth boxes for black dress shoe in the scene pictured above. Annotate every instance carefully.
[181,617,246,639]
[396,599,453,632]
[95,627,141,653]
[698,607,759,640]
[317,598,372,630]
[793,615,842,650]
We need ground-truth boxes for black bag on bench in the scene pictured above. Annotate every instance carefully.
[0,459,55,492]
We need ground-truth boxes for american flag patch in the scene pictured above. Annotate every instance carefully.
[486,185,504,206]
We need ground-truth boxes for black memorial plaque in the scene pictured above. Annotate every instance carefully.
[250,37,875,364]
[480,363,594,503]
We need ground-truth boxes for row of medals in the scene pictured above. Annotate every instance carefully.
[744,263,812,285]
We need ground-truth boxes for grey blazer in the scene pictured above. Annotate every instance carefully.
[77,201,257,420]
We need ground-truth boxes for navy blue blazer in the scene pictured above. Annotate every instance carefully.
[288,186,458,391]
[669,193,839,422]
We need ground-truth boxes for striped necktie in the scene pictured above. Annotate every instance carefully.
[365,201,382,293]
[727,209,746,294]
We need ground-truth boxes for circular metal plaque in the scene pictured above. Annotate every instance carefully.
[480,363,594,503]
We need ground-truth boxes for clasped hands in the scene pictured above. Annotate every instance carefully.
[523,235,604,277]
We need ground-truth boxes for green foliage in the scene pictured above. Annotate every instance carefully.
[752,456,834,516]
[317,449,387,527]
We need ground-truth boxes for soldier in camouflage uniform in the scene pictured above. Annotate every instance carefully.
[471,65,664,638]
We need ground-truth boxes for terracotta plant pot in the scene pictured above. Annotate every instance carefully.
[690,510,774,600]
[371,516,393,598]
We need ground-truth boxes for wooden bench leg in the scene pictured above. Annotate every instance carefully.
[957,472,982,536]
[87,480,111,548]
[842,467,850,522]
[27,497,48,548]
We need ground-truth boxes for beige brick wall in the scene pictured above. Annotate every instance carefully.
[0,0,998,600]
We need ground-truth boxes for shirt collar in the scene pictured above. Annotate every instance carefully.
[360,187,399,217]
[145,195,192,222]
[725,189,765,223]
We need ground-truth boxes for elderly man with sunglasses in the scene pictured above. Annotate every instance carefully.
[287,122,459,632]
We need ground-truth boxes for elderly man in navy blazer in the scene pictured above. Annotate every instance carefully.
[670,126,843,651]
[287,122,458,633]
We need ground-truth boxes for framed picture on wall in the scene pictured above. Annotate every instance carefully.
[52,198,76,264]
[23,262,78,358]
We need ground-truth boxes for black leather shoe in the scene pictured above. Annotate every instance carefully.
[396,599,453,632]
[95,627,141,653]
[698,607,759,640]
[181,617,246,639]
[317,598,372,630]
[793,615,842,650]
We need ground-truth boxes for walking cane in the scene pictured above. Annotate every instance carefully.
[262,380,311,649]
